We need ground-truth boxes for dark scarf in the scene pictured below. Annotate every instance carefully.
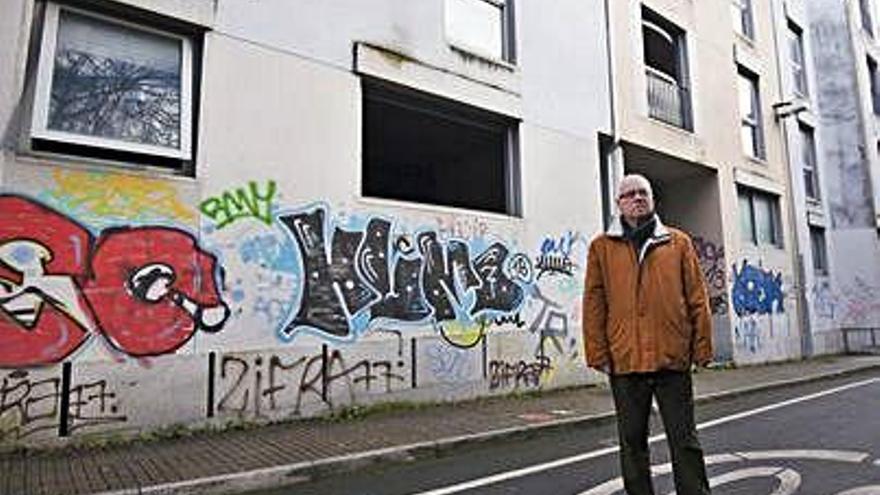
[622,215,656,254]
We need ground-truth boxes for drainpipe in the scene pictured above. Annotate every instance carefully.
[603,0,624,226]
[769,0,813,358]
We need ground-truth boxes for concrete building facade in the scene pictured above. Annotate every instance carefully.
[1,0,877,449]
[796,0,880,354]
[605,0,802,365]
[0,0,611,447]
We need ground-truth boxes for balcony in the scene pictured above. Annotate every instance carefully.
[646,67,690,130]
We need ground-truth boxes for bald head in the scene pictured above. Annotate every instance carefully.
[616,174,655,227]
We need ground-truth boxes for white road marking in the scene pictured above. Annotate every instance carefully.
[582,450,864,495]
[409,377,880,495]
[700,467,800,495]
[836,487,880,495]
[737,450,869,463]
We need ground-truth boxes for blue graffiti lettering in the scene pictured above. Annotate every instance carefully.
[731,260,784,316]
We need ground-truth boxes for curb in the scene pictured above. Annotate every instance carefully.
[90,361,880,495]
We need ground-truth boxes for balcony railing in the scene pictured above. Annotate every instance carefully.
[646,67,690,130]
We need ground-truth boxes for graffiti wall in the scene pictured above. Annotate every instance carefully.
[730,259,799,363]
[0,171,591,446]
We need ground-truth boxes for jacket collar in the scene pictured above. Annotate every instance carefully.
[607,214,672,263]
[607,214,669,239]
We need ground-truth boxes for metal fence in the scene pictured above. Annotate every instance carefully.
[842,327,880,354]
[646,67,689,130]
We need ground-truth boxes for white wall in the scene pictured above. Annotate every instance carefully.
[0,0,611,448]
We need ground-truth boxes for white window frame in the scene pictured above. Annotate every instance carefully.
[445,0,514,63]
[738,69,764,159]
[788,23,809,97]
[732,0,754,39]
[30,2,193,160]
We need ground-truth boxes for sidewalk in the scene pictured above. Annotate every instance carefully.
[3,354,880,495]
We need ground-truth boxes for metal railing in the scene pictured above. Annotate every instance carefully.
[646,67,690,130]
[842,327,880,354]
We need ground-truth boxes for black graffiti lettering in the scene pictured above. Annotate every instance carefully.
[296,354,325,414]
[535,254,575,279]
[369,256,432,322]
[278,208,527,338]
[528,286,570,359]
[331,228,380,315]
[216,349,408,417]
[0,372,60,440]
[493,313,526,328]
[67,380,126,434]
[264,355,306,410]
[217,356,250,414]
[358,219,392,296]
[280,210,351,336]
[0,371,125,440]
[471,243,523,315]
[419,232,456,320]
[488,356,551,390]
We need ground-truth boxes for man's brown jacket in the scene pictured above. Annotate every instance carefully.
[582,216,713,374]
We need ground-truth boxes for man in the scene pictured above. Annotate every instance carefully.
[583,174,713,495]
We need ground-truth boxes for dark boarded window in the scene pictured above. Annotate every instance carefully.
[362,79,520,215]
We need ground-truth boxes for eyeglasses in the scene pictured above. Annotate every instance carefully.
[618,188,650,200]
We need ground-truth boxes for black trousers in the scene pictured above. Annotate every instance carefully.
[610,371,710,495]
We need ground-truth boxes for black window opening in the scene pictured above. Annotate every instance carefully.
[641,6,691,130]
[869,57,880,115]
[27,2,203,174]
[809,226,829,275]
[800,123,820,200]
[362,79,520,215]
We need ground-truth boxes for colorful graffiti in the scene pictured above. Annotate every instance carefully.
[275,206,531,346]
[731,260,785,317]
[693,236,729,315]
[200,180,277,230]
[535,231,582,280]
[426,342,475,385]
[0,195,230,367]
[46,169,196,224]
[811,280,837,320]
[810,277,880,325]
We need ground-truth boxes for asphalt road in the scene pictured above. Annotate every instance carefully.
[246,369,880,495]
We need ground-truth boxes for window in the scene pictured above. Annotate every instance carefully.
[788,22,808,97]
[738,186,782,247]
[810,227,829,275]
[861,0,875,35]
[868,57,880,114]
[800,124,820,200]
[731,0,754,39]
[445,0,515,62]
[642,7,691,130]
[29,3,197,171]
[362,79,520,215]
[738,68,764,159]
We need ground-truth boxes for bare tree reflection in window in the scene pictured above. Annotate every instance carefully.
[48,48,181,149]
